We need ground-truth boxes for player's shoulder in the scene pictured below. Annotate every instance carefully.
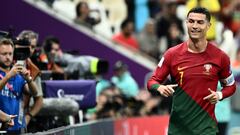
[207,42,229,57]
[166,42,185,54]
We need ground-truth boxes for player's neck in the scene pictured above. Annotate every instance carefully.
[187,39,208,53]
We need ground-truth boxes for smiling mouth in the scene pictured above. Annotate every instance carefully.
[191,31,201,36]
[191,30,200,33]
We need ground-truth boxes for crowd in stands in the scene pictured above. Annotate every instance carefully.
[1,0,240,134]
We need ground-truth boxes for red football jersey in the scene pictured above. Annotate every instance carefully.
[147,41,236,134]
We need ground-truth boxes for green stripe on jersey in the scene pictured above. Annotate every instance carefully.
[150,84,160,91]
[168,87,218,135]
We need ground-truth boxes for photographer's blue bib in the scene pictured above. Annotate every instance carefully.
[0,70,26,131]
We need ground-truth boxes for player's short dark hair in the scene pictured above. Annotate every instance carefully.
[187,7,211,22]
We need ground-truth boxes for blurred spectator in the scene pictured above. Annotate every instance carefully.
[0,38,37,134]
[111,61,139,97]
[122,97,144,117]
[135,0,150,32]
[96,87,143,118]
[186,0,221,41]
[96,100,122,119]
[216,24,236,62]
[124,0,135,25]
[135,89,151,102]
[235,30,240,52]
[112,19,139,50]
[74,1,101,30]
[159,22,183,53]
[95,71,111,97]
[17,30,43,132]
[137,18,160,61]
[86,86,124,120]
[87,83,171,121]
[220,0,240,36]
[155,2,184,41]
[90,86,170,121]
[139,95,162,116]
[167,23,183,48]
[42,36,66,80]
[147,0,162,18]
[232,47,240,69]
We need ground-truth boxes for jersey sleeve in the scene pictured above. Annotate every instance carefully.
[147,50,172,91]
[219,54,232,79]
[219,53,236,99]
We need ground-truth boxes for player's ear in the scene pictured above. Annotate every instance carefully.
[207,22,211,30]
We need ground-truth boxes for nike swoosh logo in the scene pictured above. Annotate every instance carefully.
[177,66,189,71]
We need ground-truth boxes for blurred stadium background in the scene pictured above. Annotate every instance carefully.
[1,0,240,135]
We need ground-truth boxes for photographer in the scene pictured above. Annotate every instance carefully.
[42,36,66,80]
[17,30,43,132]
[0,38,37,134]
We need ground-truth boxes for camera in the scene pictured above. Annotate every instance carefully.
[0,30,31,66]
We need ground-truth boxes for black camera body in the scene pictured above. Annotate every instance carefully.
[0,30,31,63]
[13,40,31,61]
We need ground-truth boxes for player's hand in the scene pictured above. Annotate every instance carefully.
[203,88,220,104]
[157,84,178,97]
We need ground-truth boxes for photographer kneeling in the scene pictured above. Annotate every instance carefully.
[0,38,37,134]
